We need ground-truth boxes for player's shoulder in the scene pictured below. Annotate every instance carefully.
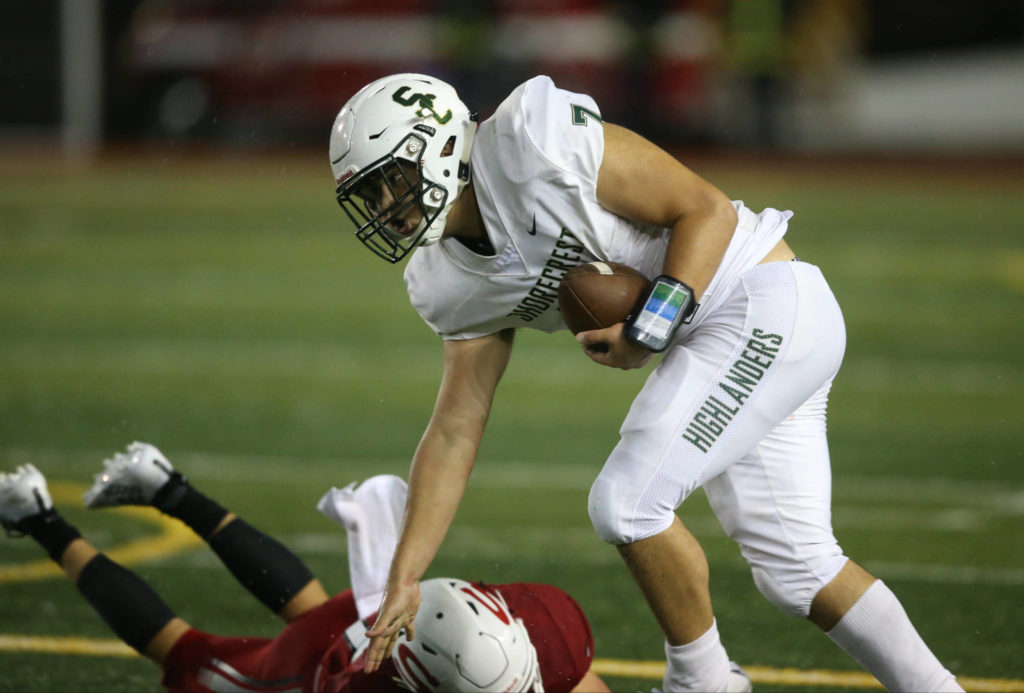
[403,243,462,295]
[490,581,586,623]
[486,75,604,180]
[521,75,601,127]
[402,244,484,336]
[403,245,445,329]
[497,75,599,122]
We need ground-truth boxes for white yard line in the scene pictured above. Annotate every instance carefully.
[2,448,1021,587]
[7,447,1023,500]
[1,340,1021,395]
[863,561,1024,587]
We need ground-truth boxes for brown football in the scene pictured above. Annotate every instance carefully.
[558,261,651,334]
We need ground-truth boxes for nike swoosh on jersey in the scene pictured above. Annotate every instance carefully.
[528,214,537,235]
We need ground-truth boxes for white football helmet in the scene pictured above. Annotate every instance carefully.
[393,578,544,693]
[330,74,477,263]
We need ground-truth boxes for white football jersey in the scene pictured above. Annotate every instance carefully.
[403,75,792,341]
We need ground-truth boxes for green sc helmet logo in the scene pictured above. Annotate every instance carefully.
[392,86,453,124]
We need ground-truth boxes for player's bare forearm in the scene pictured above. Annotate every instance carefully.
[389,328,514,584]
[571,668,612,693]
[364,426,479,673]
[660,191,736,300]
[364,330,514,672]
[388,432,477,585]
[596,122,736,300]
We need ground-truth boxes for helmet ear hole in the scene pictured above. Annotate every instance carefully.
[440,135,457,157]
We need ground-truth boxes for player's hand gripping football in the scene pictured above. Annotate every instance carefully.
[364,581,421,673]
[577,322,654,370]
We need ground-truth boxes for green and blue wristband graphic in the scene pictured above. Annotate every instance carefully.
[625,276,695,351]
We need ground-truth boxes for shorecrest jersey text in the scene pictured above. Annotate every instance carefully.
[507,228,587,322]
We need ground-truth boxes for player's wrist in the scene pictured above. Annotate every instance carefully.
[624,275,696,352]
[387,562,423,589]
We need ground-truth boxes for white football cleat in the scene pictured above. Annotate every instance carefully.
[726,662,753,692]
[0,463,53,535]
[655,661,753,692]
[83,442,175,508]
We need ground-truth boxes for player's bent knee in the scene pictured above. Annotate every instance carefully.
[588,474,673,545]
[588,475,630,544]
[750,554,849,618]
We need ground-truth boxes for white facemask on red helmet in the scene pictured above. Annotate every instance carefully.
[392,578,544,693]
[330,74,477,263]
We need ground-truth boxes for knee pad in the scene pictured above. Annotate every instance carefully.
[751,554,849,617]
[588,472,675,545]
[588,475,627,544]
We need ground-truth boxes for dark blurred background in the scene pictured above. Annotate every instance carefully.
[2,0,1023,157]
[1,7,1023,691]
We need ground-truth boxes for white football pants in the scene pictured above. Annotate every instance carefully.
[589,260,849,616]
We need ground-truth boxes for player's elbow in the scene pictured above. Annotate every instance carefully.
[711,188,737,228]
[682,184,735,230]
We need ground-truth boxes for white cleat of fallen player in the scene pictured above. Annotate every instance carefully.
[0,463,53,533]
[83,442,175,508]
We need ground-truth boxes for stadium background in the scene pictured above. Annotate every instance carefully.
[1,1,1022,691]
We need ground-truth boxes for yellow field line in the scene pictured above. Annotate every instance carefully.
[3,483,1022,692]
[0,639,1021,692]
[591,659,1024,692]
[0,481,201,585]
[0,634,136,658]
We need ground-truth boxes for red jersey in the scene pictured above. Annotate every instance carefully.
[162,582,592,693]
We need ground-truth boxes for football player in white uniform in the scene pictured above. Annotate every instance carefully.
[329,74,963,692]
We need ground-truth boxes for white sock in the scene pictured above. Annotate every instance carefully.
[826,580,962,692]
[663,619,731,692]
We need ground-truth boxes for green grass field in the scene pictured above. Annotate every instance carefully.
[0,153,1021,692]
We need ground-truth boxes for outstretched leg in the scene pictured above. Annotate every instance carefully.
[85,443,329,621]
[704,404,964,693]
[812,561,962,692]
[1,464,187,664]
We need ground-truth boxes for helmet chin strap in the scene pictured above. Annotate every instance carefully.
[415,126,475,249]
[417,201,451,247]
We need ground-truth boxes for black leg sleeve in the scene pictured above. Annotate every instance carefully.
[207,519,314,613]
[75,554,176,655]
